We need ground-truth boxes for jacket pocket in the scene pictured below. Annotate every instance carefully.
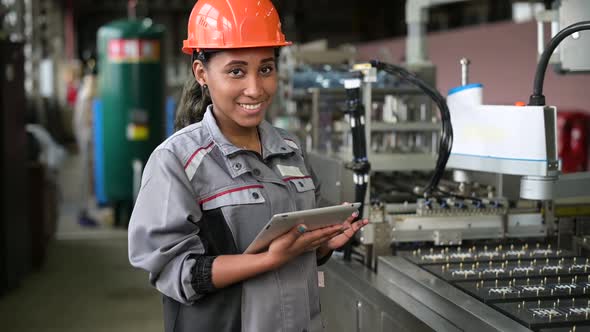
[200,184,270,253]
[199,184,266,211]
[288,177,316,193]
[287,177,317,210]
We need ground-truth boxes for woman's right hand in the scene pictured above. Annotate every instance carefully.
[265,224,344,268]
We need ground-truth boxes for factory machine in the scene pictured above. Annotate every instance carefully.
[288,1,590,331]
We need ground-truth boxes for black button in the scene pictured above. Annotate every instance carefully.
[252,168,261,176]
[252,192,260,199]
[233,163,242,170]
[298,181,304,187]
[280,147,287,151]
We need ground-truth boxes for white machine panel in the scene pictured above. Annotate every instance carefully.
[450,104,548,161]
[446,89,558,176]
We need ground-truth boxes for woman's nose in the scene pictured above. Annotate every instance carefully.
[243,75,263,99]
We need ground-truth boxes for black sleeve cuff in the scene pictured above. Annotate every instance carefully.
[317,250,333,266]
[190,255,218,295]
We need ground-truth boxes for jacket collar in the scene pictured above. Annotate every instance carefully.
[202,105,295,159]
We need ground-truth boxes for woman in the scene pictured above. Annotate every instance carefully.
[128,1,368,331]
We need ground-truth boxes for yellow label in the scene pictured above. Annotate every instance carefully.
[352,63,372,71]
[127,125,149,141]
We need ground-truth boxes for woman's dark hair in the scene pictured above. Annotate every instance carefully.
[174,48,281,131]
[174,51,216,131]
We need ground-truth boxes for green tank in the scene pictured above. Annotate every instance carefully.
[97,18,165,209]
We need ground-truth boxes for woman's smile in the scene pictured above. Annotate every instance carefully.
[237,101,265,113]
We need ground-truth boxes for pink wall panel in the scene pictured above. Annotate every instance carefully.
[356,21,590,112]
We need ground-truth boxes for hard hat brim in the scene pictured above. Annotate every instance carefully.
[182,40,292,55]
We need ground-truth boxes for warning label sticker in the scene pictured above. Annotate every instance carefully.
[108,39,160,63]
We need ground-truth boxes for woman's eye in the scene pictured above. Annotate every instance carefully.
[229,68,244,77]
[260,66,274,75]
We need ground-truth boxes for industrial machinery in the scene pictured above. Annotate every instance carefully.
[303,1,590,331]
[96,18,165,225]
[0,41,29,295]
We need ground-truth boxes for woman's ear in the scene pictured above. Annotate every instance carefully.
[193,60,207,86]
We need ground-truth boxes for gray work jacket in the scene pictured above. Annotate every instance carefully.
[129,106,327,332]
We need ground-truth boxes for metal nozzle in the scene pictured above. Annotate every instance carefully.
[460,58,470,86]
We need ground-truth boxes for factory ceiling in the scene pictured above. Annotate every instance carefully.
[70,0,551,54]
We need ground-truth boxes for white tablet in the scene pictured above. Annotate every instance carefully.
[244,202,361,254]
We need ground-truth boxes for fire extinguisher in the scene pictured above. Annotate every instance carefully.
[558,111,589,173]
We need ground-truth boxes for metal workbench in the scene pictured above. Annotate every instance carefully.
[319,256,533,332]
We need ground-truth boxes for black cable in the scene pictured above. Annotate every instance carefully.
[370,60,453,197]
[529,21,590,106]
[343,79,371,261]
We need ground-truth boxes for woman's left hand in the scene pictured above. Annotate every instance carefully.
[319,211,369,251]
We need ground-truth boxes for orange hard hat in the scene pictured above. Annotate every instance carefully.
[182,0,292,54]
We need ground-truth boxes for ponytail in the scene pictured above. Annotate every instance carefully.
[174,77,210,131]
[174,50,216,131]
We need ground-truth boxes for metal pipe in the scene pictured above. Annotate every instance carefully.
[128,0,137,19]
[537,21,545,57]
[405,0,469,65]
[460,58,470,86]
[309,88,320,151]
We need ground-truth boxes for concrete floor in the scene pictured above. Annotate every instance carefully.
[0,154,163,332]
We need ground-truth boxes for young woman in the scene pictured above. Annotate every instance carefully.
[128,1,368,331]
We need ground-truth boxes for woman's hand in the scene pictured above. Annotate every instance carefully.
[320,211,369,251]
[265,223,345,269]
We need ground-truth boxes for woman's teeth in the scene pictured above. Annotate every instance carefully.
[239,103,262,110]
